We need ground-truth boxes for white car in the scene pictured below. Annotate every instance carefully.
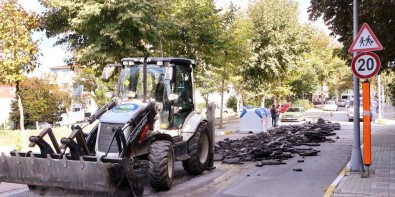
[336,99,348,107]
[347,100,373,122]
[323,101,338,111]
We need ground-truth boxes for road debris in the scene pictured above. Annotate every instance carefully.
[215,118,340,166]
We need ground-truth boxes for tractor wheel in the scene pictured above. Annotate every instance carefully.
[182,122,210,175]
[148,140,174,191]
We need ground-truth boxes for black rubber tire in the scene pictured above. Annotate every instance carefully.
[148,140,174,191]
[182,122,210,175]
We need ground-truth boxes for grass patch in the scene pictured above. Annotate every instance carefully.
[0,127,75,151]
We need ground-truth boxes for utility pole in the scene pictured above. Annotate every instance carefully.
[350,0,364,172]
[378,75,382,119]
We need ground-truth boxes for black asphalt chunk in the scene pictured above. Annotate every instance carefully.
[222,157,243,164]
[215,119,339,167]
[293,168,303,172]
[214,154,224,161]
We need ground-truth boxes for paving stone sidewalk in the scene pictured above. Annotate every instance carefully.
[332,126,395,197]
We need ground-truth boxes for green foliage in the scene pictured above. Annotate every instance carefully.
[298,30,351,101]
[0,0,40,85]
[293,99,314,110]
[73,66,117,107]
[226,96,237,112]
[10,78,70,127]
[289,78,316,100]
[14,134,22,151]
[388,80,395,107]
[73,67,98,91]
[161,0,222,63]
[241,0,311,99]
[243,93,261,108]
[243,0,303,79]
[196,103,206,114]
[41,0,168,68]
[308,0,394,70]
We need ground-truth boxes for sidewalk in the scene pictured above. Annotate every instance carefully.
[331,126,395,196]
[330,105,395,197]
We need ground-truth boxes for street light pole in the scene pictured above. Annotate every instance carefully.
[378,75,382,119]
[350,0,364,172]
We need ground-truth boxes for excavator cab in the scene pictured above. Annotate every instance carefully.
[105,58,196,130]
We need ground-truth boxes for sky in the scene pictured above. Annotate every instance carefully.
[16,0,329,69]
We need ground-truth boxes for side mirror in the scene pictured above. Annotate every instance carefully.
[164,67,173,80]
[102,66,115,80]
[168,93,179,101]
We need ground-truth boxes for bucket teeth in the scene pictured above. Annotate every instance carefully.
[62,155,67,168]
[29,153,36,166]
[46,155,51,167]
[80,157,85,169]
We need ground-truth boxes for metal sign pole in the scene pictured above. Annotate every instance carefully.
[350,0,364,172]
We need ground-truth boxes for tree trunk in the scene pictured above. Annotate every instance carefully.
[334,86,339,101]
[321,85,324,110]
[17,93,25,131]
[219,77,225,129]
[261,96,265,108]
[204,94,209,109]
[36,121,39,131]
[236,95,240,115]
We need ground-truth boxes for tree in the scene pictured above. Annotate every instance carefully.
[10,77,71,129]
[73,66,117,107]
[389,80,395,107]
[0,0,40,130]
[41,0,168,68]
[226,96,237,112]
[308,0,395,69]
[300,30,351,105]
[241,0,311,103]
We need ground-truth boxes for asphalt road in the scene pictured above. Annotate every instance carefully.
[148,107,393,197]
[1,106,393,197]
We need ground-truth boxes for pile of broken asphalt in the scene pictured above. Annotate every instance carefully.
[214,118,341,167]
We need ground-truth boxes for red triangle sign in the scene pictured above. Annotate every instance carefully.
[348,23,383,53]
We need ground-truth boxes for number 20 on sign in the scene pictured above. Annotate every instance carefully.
[351,51,381,79]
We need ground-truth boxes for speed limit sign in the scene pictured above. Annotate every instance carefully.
[351,52,381,79]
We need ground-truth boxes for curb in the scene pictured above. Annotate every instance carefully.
[223,130,233,135]
[323,162,350,197]
[215,130,234,137]
[324,129,379,197]
[0,188,28,196]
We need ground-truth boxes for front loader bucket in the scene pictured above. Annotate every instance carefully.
[0,152,143,196]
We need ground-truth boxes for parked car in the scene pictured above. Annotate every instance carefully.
[323,101,338,111]
[337,99,348,107]
[281,107,306,122]
[280,103,291,113]
[347,100,373,122]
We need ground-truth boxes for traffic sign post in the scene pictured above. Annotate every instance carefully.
[362,81,371,167]
[348,23,383,53]
[349,20,383,174]
[351,52,381,79]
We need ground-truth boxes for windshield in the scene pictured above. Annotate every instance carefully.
[287,108,300,112]
[120,64,164,100]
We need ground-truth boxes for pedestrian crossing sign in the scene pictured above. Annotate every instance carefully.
[348,23,383,53]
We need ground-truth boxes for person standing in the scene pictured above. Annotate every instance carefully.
[270,104,276,126]
[274,104,280,127]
